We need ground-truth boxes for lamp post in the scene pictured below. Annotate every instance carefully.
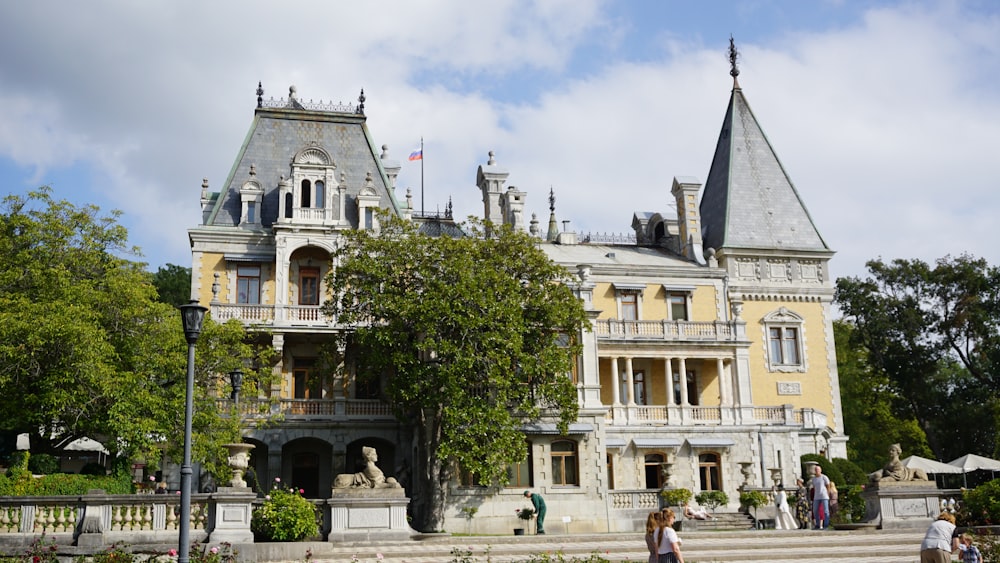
[178,300,207,563]
[229,367,244,404]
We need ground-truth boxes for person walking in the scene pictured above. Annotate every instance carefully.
[919,512,958,563]
[524,490,547,534]
[773,484,798,530]
[653,508,684,563]
[644,511,661,563]
[809,465,831,530]
[794,478,810,529]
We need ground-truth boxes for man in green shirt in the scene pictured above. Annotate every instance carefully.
[524,490,547,534]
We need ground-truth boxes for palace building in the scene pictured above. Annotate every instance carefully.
[188,56,844,533]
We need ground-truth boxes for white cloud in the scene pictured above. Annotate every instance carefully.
[0,0,998,282]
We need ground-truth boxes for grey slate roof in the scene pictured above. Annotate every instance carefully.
[699,86,829,252]
[204,106,401,228]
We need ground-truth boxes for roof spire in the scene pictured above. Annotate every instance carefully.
[256,81,264,108]
[728,35,741,89]
[357,88,366,115]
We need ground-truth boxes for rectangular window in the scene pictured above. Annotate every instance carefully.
[364,208,374,230]
[247,202,257,223]
[668,293,688,320]
[551,441,579,486]
[620,293,637,320]
[505,442,533,488]
[458,465,484,487]
[237,265,261,305]
[769,327,801,365]
[293,359,323,400]
[299,267,320,305]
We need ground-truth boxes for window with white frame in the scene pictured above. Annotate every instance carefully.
[613,283,644,320]
[662,285,694,321]
[237,265,261,304]
[762,307,807,372]
[551,440,579,486]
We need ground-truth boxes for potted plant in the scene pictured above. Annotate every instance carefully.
[514,506,535,535]
[695,490,729,513]
[740,490,768,528]
[660,487,693,509]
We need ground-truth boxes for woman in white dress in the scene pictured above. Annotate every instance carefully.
[773,484,798,530]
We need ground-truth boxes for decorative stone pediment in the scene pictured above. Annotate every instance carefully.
[761,307,804,324]
[293,144,333,166]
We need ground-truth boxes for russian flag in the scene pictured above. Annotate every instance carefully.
[408,148,423,161]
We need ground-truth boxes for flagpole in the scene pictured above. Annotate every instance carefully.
[420,137,424,215]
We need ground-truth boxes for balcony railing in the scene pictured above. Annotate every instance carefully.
[209,303,335,327]
[606,404,827,429]
[217,398,395,420]
[594,320,737,342]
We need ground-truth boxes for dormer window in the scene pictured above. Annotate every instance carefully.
[356,171,381,231]
[239,164,264,226]
[278,144,338,225]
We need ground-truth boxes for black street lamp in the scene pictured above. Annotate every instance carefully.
[178,300,207,563]
[229,367,244,403]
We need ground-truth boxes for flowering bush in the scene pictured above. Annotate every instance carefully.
[516,507,535,521]
[251,478,318,541]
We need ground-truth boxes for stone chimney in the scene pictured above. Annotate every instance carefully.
[671,176,705,263]
[500,185,526,230]
[476,151,508,225]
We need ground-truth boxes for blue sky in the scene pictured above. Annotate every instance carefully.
[1,0,998,283]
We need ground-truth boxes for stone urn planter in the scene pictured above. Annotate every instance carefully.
[223,443,255,488]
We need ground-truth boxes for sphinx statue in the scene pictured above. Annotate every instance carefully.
[868,443,928,483]
[333,446,401,489]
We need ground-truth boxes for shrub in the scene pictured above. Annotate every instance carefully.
[740,490,768,510]
[659,488,693,506]
[251,479,319,541]
[695,490,729,511]
[832,458,867,486]
[80,463,109,476]
[81,542,133,563]
[28,453,60,475]
[960,478,1000,526]
[801,454,845,485]
[516,507,535,521]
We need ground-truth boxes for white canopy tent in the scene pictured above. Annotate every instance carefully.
[902,455,965,474]
[948,454,1000,488]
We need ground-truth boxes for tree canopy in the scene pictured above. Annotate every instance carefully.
[324,214,588,531]
[0,188,274,477]
[835,255,1000,461]
[152,263,192,307]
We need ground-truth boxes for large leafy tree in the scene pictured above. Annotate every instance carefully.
[0,188,274,476]
[835,255,1000,460]
[152,263,192,307]
[834,320,931,471]
[324,214,588,531]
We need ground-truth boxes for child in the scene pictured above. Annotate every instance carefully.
[959,533,981,563]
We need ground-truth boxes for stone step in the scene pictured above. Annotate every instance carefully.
[262,528,927,563]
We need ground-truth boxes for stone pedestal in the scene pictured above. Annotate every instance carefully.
[327,488,416,542]
[208,487,256,544]
[862,481,941,529]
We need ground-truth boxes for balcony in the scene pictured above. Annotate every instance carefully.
[219,398,395,421]
[605,404,828,429]
[594,319,742,342]
[210,303,335,327]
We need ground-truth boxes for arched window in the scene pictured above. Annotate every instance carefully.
[644,453,665,489]
[551,440,579,486]
[315,180,325,208]
[699,452,722,491]
[300,179,311,208]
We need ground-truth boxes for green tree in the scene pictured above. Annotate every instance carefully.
[0,188,275,478]
[834,320,931,471]
[324,214,588,531]
[835,255,1000,461]
[151,263,192,307]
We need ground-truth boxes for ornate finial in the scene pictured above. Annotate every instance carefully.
[357,88,366,114]
[728,36,741,87]
[488,150,496,166]
[289,85,297,100]
[212,272,221,303]
[549,187,555,212]
[529,212,540,237]
[201,178,209,190]
[249,164,256,177]
[446,197,453,219]
[365,171,374,187]
[380,144,389,159]
[256,82,264,108]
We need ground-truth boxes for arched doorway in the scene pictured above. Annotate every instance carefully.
[282,438,332,499]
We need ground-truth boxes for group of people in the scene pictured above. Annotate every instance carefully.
[919,511,982,563]
[644,508,684,563]
[803,464,839,530]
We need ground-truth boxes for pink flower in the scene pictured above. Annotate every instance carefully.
[149,475,156,481]
[377,554,384,560]
[274,477,281,483]
[299,488,305,494]
[168,549,178,557]
[265,495,271,500]
[210,547,219,554]
[176,491,181,495]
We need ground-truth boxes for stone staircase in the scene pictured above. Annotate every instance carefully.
[679,511,755,532]
[253,528,929,562]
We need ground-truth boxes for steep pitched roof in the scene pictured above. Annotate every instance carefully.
[699,85,829,253]
[202,93,402,229]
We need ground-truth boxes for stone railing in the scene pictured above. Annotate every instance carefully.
[608,489,660,511]
[606,404,827,429]
[215,398,396,421]
[208,304,336,327]
[594,320,736,342]
[0,492,218,549]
